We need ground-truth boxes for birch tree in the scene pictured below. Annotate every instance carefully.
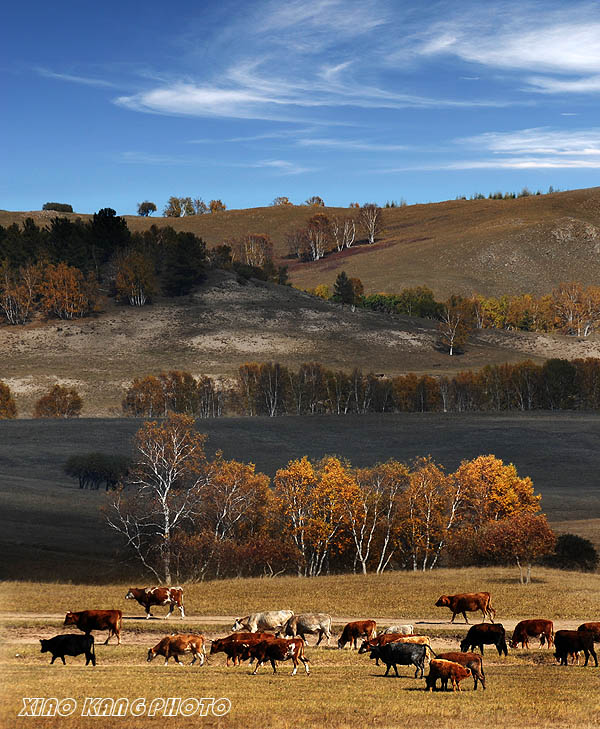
[106,414,208,582]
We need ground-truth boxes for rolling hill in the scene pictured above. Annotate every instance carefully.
[3,186,600,298]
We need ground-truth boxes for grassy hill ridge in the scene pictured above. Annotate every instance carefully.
[3,185,600,297]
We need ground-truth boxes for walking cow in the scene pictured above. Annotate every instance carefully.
[435,592,496,624]
[125,587,185,619]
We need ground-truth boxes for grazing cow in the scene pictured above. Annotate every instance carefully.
[381,624,413,635]
[279,613,332,646]
[245,638,310,675]
[435,592,496,624]
[210,633,275,666]
[511,619,554,649]
[63,610,122,645]
[554,630,598,667]
[359,634,431,663]
[125,587,185,619]
[338,620,377,650]
[40,634,95,666]
[460,623,508,656]
[426,659,471,692]
[578,623,600,642]
[232,610,294,634]
[437,651,485,690]
[147,634,206,666]
[368,642,432,678]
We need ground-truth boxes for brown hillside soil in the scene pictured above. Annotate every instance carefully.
[2,269,599,416]
[4,186,600,297]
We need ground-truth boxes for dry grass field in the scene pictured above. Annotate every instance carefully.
[3,185,600,298]
[1,569,599,729]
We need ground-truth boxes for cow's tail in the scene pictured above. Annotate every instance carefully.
[425,644,437,658]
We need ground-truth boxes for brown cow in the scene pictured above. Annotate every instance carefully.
[63,610,122,645]
[147,634,206,665]
[435,592,496,623]
[209,633,275,666]
[125,587,185,619]
[578,623,600,642]
[437,651,485,690]
[338,620,377,650]
[426,659,471,692]
[554,630,598,667]
[511,619,554,649]
[245,637,310,675]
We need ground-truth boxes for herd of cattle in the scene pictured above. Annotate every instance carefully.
[38,588,599,691]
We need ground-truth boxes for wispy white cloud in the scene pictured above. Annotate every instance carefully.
[36,67,115,87]
[297,138,408,151]
[119,151,195,165]
[525,74,600,94]
[252,159,315,175]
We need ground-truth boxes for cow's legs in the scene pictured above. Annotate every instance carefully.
[178,602,185,619]
[165,603,175,619]
[462,612,469,624]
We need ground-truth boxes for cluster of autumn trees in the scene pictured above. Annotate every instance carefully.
[0,382,83,419]
[106,413,561,583]
[286,204,382,262]
[0,212,209,322]
[346,283,600,339]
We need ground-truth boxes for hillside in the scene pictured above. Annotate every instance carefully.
[2,269,600,416]
[3,186,600,298]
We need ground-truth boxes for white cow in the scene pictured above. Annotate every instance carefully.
[279,613,332,645]
[232,610,294,634]
[381,624,414,635]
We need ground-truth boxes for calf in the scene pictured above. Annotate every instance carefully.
[426,659,471,692]
[246,638,310,675]
[368,642,431,678]
[578,623,600,642]
[40,634,95,666]
[511,619,554,649]
[437,651,485,690]
[461,623,508,656]
[147,634,206,666]
[338,620,377,650]
[554,630,598,667]
[63,610,122,645]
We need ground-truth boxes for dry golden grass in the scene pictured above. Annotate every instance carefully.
[2,567,599,621]
[2,640,599,729]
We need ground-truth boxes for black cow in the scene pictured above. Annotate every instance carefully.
[460,623,508,656]
[554,630,598,667]
[368,641,432,678]
[40,634,96,665]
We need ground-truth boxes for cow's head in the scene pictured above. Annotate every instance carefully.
[358,639,373,654]
[368,646,381,662]
[39,640,49,653]
[125,590,136,600]
[435,596,450,608]
[232,619,244,631]
[459,638,469,653]
[63,612,77,626]
[283,643,296,661]
[147,648,157,663]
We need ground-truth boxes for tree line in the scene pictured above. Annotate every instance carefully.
[2,357,599,420]
[105,413,597,583]
[118,358,600,420]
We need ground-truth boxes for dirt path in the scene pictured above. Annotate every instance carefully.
[0,613,587,646]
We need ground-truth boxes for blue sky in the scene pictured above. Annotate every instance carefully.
[3,0,600,214]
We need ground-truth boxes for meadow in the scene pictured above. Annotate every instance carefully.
[1,568,599,729]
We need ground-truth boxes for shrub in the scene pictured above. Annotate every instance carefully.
[34,384,83,418]
[0,380,17,418]
[548,533,599,572]
[42,202,73,213]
